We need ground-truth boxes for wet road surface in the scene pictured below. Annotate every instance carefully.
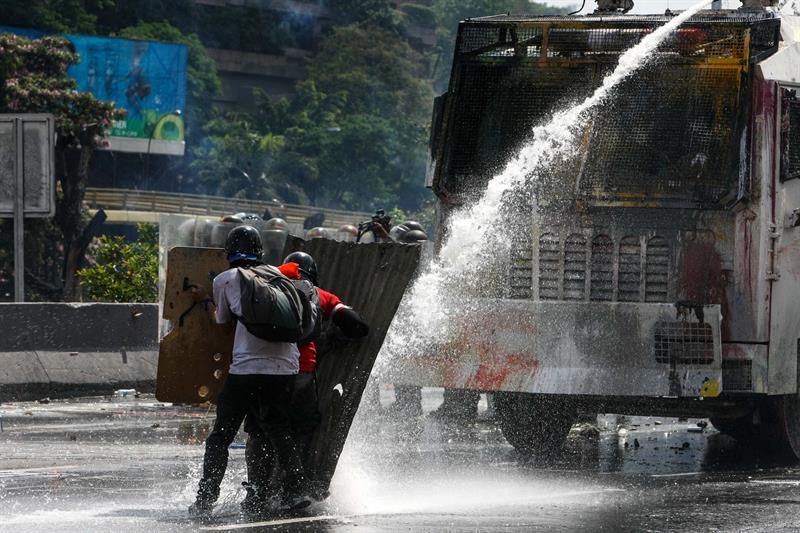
[2,389,800,532]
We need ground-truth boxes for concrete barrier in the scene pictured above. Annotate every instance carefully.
[0,303,159,402]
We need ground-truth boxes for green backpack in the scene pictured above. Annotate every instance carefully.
[237,264,320,343]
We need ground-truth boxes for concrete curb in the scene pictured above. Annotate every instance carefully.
[0,303,159,402]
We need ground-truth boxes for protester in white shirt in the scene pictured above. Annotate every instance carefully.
[187,225,309,519]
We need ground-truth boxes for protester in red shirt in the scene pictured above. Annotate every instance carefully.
[241,252,368,514]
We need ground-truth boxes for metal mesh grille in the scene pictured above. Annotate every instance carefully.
[457,20,768,58]
[536,232,669,302]
[722,359,752,391]
[538,233,560,300]
[446,62,595,194]
[654,321,714,364]
[563,234,587,300]
[781,91,800,182]
[463,26,545,57]
[579,64,740,201]
[439,16,775,205]
[749,19,781,54]
[618,236,642,302]
[645,236,669,302]
[590,234,614,301]
[509,236,533,299]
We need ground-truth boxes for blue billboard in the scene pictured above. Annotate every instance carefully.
[1,27,188,154]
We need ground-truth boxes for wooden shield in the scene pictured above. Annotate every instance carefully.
[156,246,232,404]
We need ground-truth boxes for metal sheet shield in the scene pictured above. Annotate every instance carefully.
[283,237,421,494]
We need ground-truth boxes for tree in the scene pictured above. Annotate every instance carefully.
[0,33,120,300]
[328,0,403,32]
[265,25,433,211]
[0,0,113,34]
[189,110,287,201]
[78,223,158,303]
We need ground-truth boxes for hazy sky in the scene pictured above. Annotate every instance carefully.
[540,0,741,14]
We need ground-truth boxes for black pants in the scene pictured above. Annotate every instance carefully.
[245,372,320,494]
[196,373,305,503]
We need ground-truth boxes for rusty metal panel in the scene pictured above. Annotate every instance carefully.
[392,300,722,398]
[282,238,420,494]
[745,75,779,348]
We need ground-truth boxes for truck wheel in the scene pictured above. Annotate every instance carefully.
[494,392,576,458]
[713,398,800,461]
[709,415,756,443]
[769,395,800,461]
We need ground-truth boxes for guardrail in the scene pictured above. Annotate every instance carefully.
[84,187,372,229]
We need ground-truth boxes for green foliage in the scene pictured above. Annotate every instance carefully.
[190,110,288,202]
[328,0,402,32]
[308,26,432,121]
[287,25,432,210]
[0,0,113,34]
[78,224,158,303]
[191,5,292,53]
[192,25,433,212]
[0,33,119,143]
[102,1,294,54]
[0,32,122,300]
[399,3,438,29]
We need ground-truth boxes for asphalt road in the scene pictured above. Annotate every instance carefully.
[1,389,800,532]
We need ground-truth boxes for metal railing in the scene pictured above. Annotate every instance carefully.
[84,187,372,229]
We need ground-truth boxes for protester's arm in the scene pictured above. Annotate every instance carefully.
[319,288,369,338]
[191,276,234,335]
[212,273,236,335]
[332,304,369,338]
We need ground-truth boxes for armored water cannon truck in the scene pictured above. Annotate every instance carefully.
[405,4,800,457]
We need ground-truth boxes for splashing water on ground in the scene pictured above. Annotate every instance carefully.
[376,0,712,369]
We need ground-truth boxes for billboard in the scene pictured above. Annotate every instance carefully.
[0,27,188,156]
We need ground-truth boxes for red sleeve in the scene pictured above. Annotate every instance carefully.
[317,288,343,320]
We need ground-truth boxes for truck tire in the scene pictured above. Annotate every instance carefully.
[712,399,800,461]
[494,392,576,459]
[769,395,800,461]
[709,415,756,443]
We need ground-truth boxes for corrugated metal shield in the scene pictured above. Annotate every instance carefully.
[283,237,420,494]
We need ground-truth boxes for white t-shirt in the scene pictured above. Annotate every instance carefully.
[212,268,299,375]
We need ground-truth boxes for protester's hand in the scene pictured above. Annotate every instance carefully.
[190,285,209,302]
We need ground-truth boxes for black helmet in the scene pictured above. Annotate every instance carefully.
[283,251,318,286]
[225,225,263,263]
[403,220,424,232]
[389,224,409,242]
[401,229,428,243]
